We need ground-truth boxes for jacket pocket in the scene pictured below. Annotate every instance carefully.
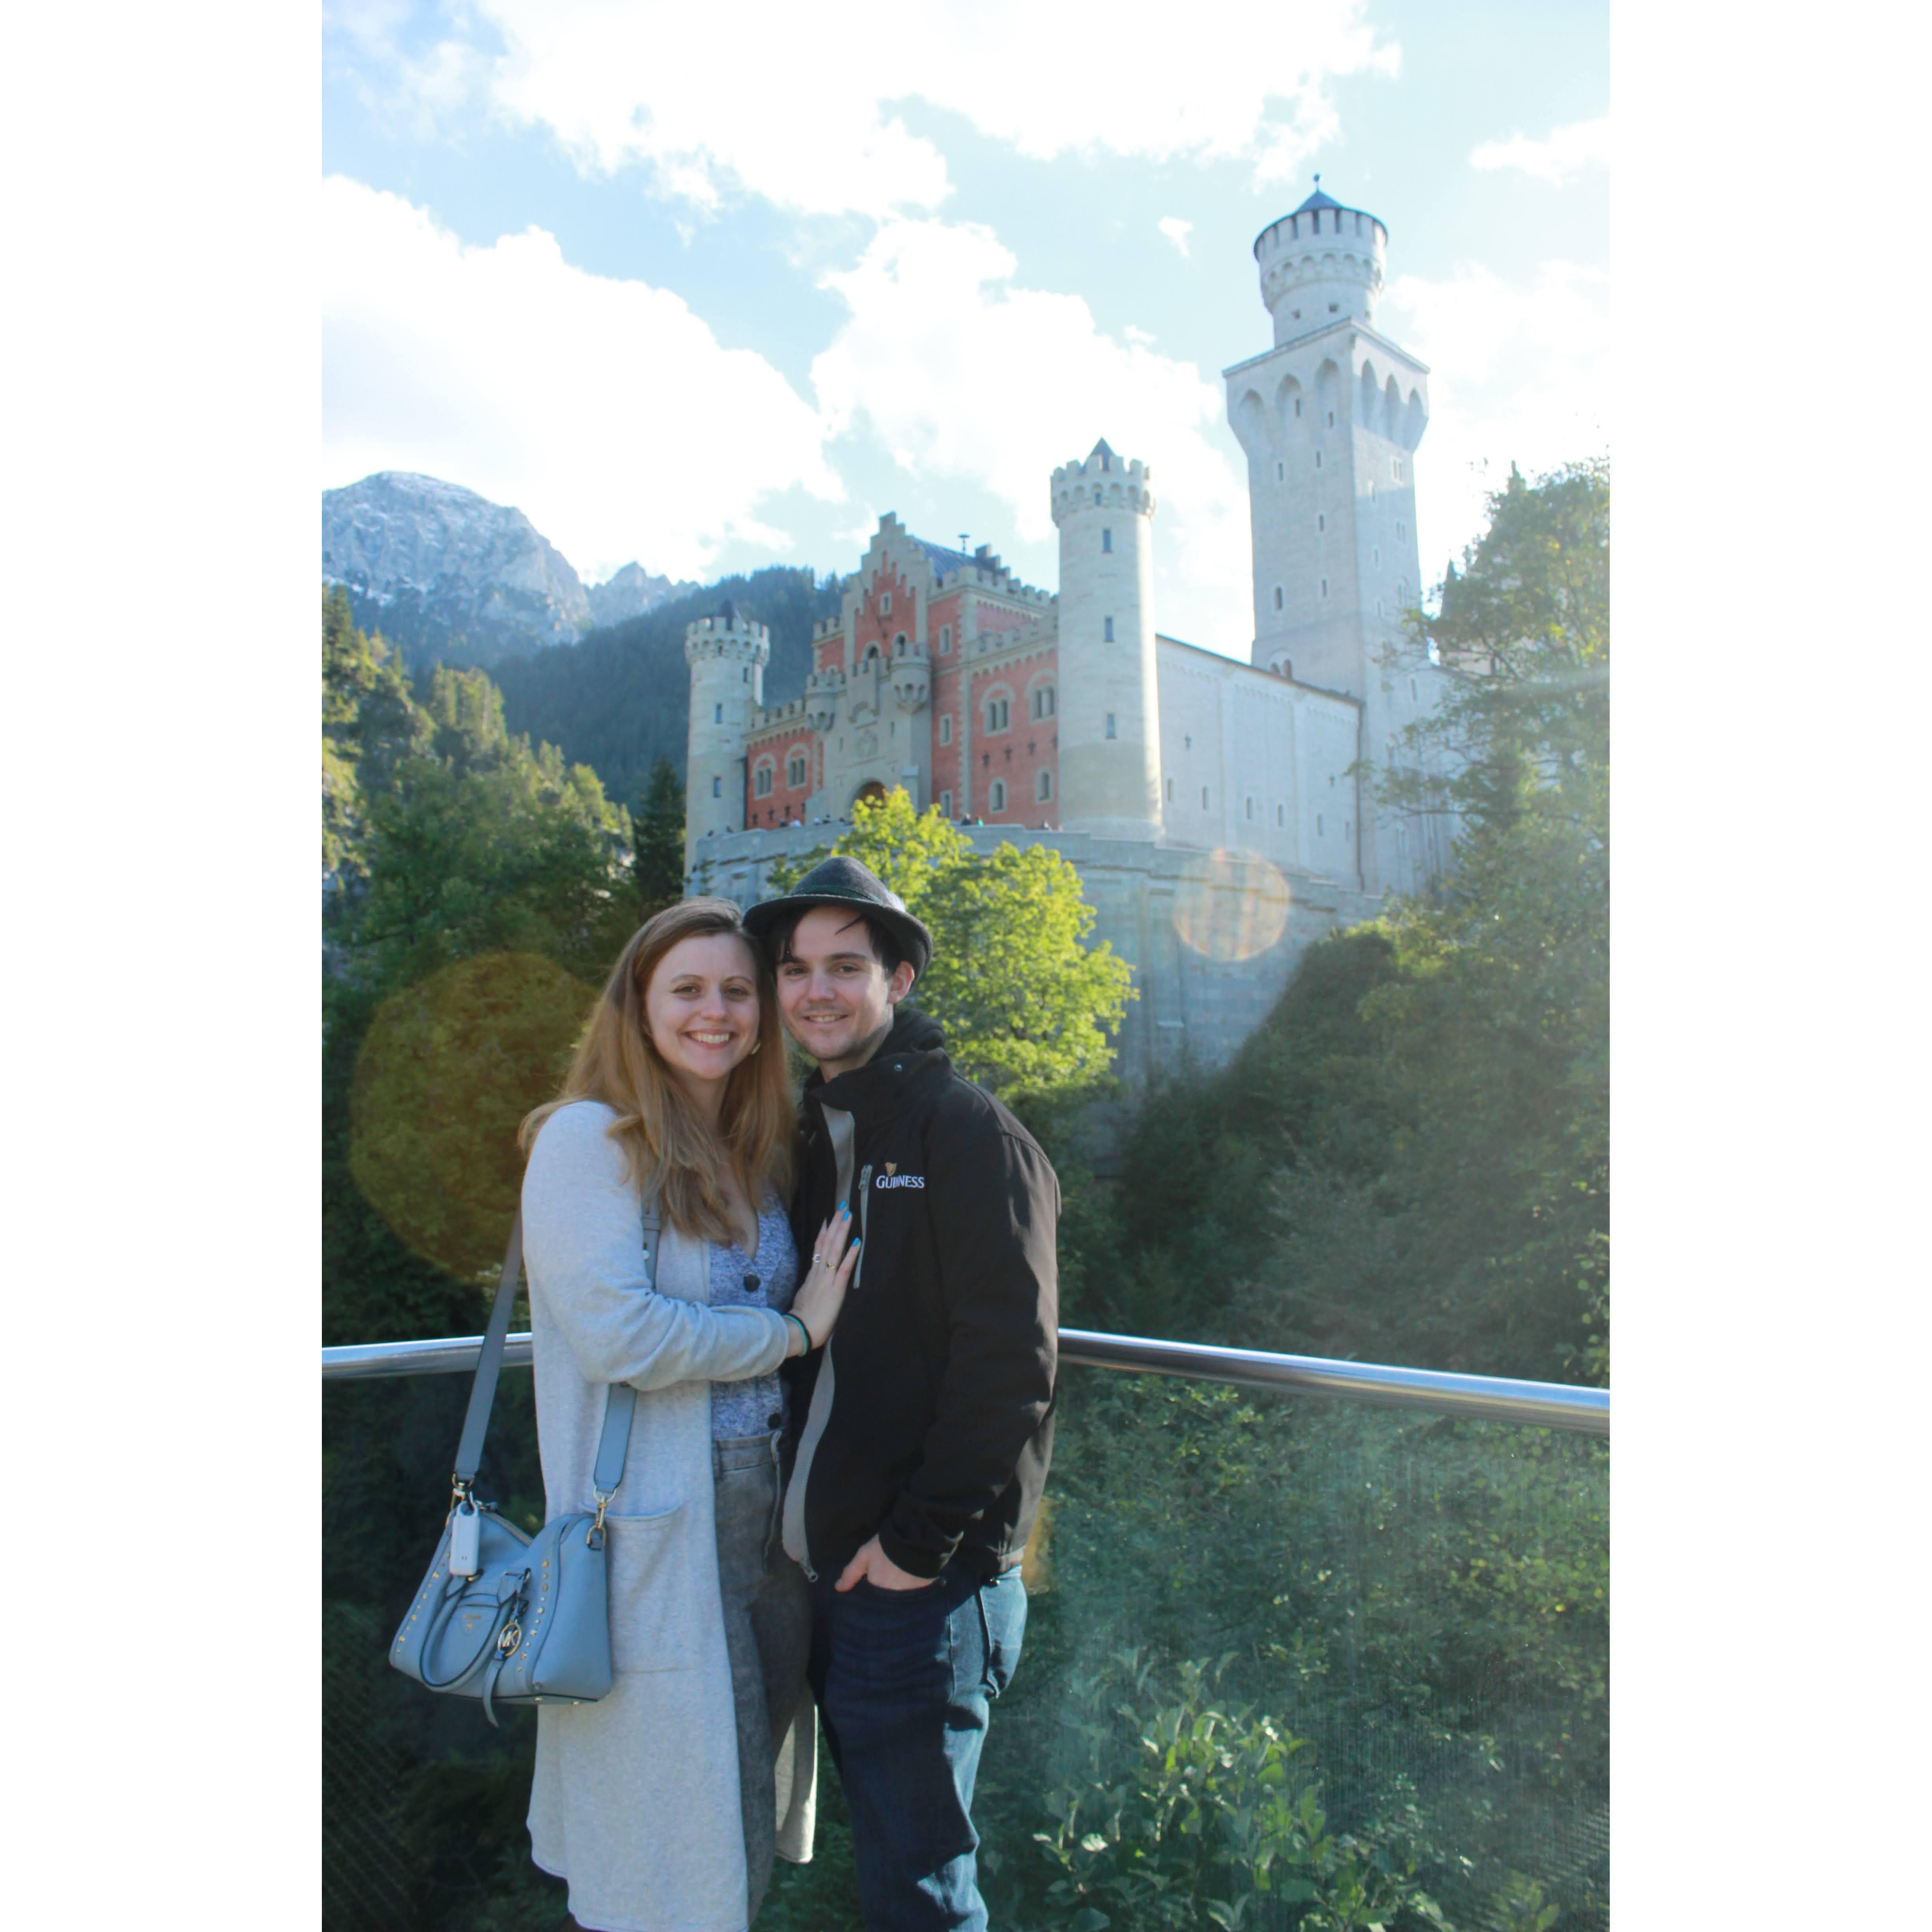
[604,1505,693,1675]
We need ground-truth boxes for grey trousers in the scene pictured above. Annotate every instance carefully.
[713,1430,815,1925]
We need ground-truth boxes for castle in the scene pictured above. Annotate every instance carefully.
[685,186,1452,1081]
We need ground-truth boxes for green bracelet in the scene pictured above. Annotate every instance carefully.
[785,1311,812,1355]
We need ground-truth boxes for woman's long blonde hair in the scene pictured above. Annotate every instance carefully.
[520,898,795,1243]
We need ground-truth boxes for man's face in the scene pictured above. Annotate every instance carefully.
[774,906,915,1075]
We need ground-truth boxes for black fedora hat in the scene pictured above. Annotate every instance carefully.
[743,855,933,982]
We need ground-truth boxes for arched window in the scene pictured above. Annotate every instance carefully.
[1104,616,1114,642]
[1031,685,1055,720]
[879,592,891,615]
[714,703,723,723]
[989,778,1007,811]
[1105,713,1117,740]
[894,633,907,654]
[986,696,1010,732]
[788,753,807,787]
[939,624,951,653]
[865,642,880,662]
[1036,770,1053,802]
[712,776,722,799]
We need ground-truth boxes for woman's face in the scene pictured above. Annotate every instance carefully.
[643,931,764,1102]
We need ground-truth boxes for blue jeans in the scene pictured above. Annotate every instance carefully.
[809,1561,1027,1930]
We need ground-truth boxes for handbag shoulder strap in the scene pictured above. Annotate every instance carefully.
[450,1193,663,1499]
[452,1212,525,1488]
[590,1197,661,1500]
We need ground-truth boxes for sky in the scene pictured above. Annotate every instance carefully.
[322,0,1608,661]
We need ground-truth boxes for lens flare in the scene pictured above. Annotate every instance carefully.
[349,952,596,1282]
[1172,849,1292,962]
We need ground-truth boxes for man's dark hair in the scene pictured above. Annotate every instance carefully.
[768,904,906,979]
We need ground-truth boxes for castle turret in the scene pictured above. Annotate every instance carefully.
[684,601,769,864]
[1225,183,1438,896]
[1252,183,1386,347]
[1050,439,1161,840]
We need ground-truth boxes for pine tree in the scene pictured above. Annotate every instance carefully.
[630,757,687,919]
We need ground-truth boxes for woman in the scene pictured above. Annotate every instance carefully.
[518,898,859,1932]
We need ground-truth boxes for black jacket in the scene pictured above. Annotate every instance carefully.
[780,1007,1059,1583]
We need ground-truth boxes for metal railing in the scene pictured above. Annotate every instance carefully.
[322,1326,1607,1436]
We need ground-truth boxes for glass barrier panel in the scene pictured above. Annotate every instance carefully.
[326,1366,1607,1931]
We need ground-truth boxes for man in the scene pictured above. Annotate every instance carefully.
[744,855,1058,1932]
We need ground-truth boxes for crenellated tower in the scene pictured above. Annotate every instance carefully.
[1051,439,1161,839]
[1224,184,1437,893]
[683,601,768,863]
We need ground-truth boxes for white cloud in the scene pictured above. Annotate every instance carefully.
[1158,217,1194,258]
[1379,260,1609,582]
[811,219,1253,652]
[379,0,1398,218]
[1470,115,1610,186]
[320,177,839,580]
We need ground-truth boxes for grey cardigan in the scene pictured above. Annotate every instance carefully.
[522,1101,817,1932]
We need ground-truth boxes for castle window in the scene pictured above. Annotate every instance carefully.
[990,779,1007,811]
[1101,450,1111,472]
[1394,459,1404,480]
[1345,820,1351,836]
[880,592,891,615]
[743,669,749,682]
[865,643,880,662]
[1094,488,1102,504]
[1102,528,1112,553]
[1165,777,1174,802]
[1032,686,1056,720]
[1326,410,1335,428]
[1294,397,1302,417]
[1201,786,1210,811]
[1320,578,1328,598]
[1105,713,1117,739]
[1104,616,1115,642]
[1036,770,1053,802]
[1315,450,1323,470]
[1276,802,1285,827]
[1245,795,1255,821]
[1273,587,1283,611]
[712,777,722,799]
[1328,302,1338,313]
[939,624,951,653]
[714,703,723,723]
[1276,462,1285,482]
[895,633,907,653]
[986,697,1010,732]
[1317,812,1324,835]
[788,754,807,786]
[1397,521,1406,539]
[1318,513,1326,533]
[941,790,953,817]
[940,713,952,746]
[755,765,773,796]
[1410,677,1418,701]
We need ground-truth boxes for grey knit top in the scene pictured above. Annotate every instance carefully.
[708,1196,799,1439]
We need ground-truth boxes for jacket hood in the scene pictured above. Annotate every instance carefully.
[805,1004,949,1115]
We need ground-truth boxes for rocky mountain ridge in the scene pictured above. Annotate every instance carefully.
[322,471,697,662]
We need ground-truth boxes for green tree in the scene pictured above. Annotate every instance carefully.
[322,585,426,884]
[768,788,1135,1104]
[630,756,688,920]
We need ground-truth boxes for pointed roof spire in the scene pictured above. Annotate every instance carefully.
[1292,178,1343,215]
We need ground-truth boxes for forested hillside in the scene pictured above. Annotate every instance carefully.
[488,566,839,810]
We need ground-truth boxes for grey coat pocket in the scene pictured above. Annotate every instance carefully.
[604,1506,693,1674]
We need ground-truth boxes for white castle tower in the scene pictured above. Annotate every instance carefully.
[1050,439,1162,839]
[683,601,769,863]
[1224,183,1435,893]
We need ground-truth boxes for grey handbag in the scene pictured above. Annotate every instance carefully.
[389,1201,660,1726]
